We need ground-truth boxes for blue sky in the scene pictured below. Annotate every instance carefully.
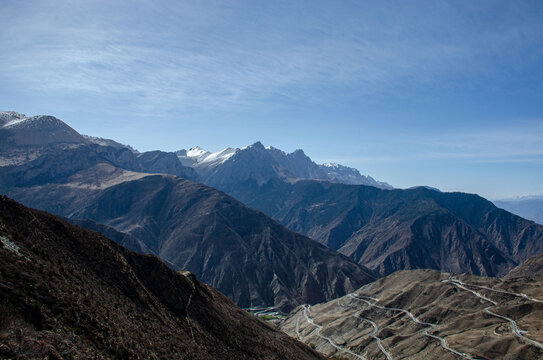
[1,0,542,199]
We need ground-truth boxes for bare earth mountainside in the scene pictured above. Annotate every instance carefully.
[279,265,543,359]
[0,112,376,311]
[506,252,543,280]
[0,196,325,359]
[223,179,543,277]
[4,111,542,282]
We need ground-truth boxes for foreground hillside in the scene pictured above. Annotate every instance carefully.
[0,196,325,359]
[279,266,543,359]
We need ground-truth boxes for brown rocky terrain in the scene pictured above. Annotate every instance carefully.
[0,196,325,359]
[279,267,543,359]
[506,252,543,280]
[226,179,543,277]
[2,162,377,311]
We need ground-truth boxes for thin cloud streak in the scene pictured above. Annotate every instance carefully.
[2,1,542,114]
[326,123,543,165]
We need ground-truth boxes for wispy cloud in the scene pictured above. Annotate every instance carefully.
[2,0,542,115]
[325,121,543,165]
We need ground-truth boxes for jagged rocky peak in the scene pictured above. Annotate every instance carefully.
[177,141,393,189]
[291,148,308,158]
[242,140,266,150]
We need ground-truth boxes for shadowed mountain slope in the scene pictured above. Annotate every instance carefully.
[0,196,325,359]
[226,179,543,277]
[1,156,376,311]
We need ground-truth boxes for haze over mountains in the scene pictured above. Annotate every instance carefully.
[2,111,543,359]
[495,196,543,225]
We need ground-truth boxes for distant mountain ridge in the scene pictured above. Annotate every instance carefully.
[495,196,543,225]
[0,111,86,147]
[176,141,393,189]
[223,179,543,277]
[0,111,199,181]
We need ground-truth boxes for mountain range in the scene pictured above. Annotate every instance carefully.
[2,110,543,359]
[0,112,376,311]
[226,180,543,277]
[0,196,324,359]
[495,196,543,225]
[176,142,393,189]
[2,111,542,287]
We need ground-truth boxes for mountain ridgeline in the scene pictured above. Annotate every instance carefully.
[218,179,543,277]
[0,112,377,311]
[176,141,393,190]
[1,111,543,305]
[172,138,543,278]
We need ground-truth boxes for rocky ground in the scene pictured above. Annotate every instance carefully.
[279,268,543,359]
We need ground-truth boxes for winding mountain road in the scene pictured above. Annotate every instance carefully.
[301,304,367,360]
[348,293,474,359]
[449,278,543,303]
[356,315,393,360]
[444,277,543,351]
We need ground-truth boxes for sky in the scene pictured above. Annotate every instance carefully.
[1,0,543,200]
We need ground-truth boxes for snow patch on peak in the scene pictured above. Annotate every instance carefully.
[178,146,238,167]
[0,111,26,126]
[4,115,63,129]
[187,146,210,158]
[200,147,237,165]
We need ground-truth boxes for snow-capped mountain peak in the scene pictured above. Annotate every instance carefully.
[177,141,393,189]
[177,146,238,168]
[200,147,237,165]
[0,112,86,146]
[186,146,210,158]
